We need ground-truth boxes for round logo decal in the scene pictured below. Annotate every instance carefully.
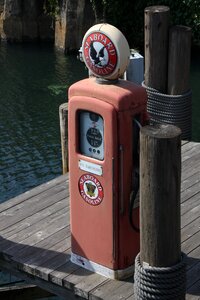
[79,174,104,206]
[83,32,117,77]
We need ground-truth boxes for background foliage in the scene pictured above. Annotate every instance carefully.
[46,0,199,49]
[90,0,200,50]
[44,0,60,19]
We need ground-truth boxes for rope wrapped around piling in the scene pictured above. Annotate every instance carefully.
[142,82,192,140]
[134,253,186,300]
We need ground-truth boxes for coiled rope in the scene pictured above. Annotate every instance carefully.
[134,253,186,300]
[142,82,192,140]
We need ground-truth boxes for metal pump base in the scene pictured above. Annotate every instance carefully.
[71,252,134,280]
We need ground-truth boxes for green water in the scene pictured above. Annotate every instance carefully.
[0,44,199,204]
[0,43,87,203]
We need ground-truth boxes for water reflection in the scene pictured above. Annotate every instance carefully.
[0,43,87,203]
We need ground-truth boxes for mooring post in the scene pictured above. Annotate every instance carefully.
[134,124,186,299]
[168,25,192,95]
[144,6,170,93]
[140,124,181,266]
[59,103,69,174]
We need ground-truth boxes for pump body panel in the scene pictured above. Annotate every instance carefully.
[68,78,148,276]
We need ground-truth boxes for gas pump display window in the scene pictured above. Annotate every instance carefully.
[79,111,104,160]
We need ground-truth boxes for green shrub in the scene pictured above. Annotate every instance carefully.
[90,0,200,49]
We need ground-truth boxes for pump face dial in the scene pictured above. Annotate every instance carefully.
[86,127,103,148]
[79,111,104,160]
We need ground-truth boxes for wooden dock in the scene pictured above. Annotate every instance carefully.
[0,141,200,299]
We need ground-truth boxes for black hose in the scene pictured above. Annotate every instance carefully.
[129,116,141,232]
[129,168,140,232]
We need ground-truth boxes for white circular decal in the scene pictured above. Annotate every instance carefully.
[79,174,104,206]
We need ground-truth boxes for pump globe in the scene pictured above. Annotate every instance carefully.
[82,23,130,80]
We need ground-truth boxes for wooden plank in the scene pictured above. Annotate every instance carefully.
[61,265,112,300]
[1,197,68,238]
[126,295,135,300]
[186,292,200,300]
[0,210,69,256]
[181,140,189,146]
[28,235,70,267]
[22,240,71,281]
[181,192,200,215]
[181,216,200,243]
[186,262,200,290]
[182,160,200,181]
[181,203,200,229]
[0,204,69,247]
[182,155,200,171]
[51,256,109,300]
[182,230,200,254]
[185,246,200,271]
[181,141,198,153]
[89,279,134,300]
[182,153,200,169]
[32,236,70,268]
[0,258,83,300]
[14,226,70,262]
[74,273,109,299]
[49,261,80,287]
[182,143,200,160]
[13,212,68,251]
[181,171,200,193]
[186,279,200,300]
[0,189,69,231]
[0,174,68,213]
[182,144,200,162]
[182,184,200,203]
[63,267,95,291]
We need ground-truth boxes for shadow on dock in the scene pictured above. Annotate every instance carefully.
[0,236,200,297]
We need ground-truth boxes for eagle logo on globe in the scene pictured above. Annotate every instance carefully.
[83,32,118,77]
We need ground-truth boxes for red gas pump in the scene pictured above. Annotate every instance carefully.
[68,24,148,279]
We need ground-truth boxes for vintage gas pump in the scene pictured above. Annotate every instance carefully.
[68,24,148,279]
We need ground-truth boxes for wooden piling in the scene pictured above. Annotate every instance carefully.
[59,103,69,174]
[168,25,192,95]
[144,6,170,93]
[140,124,182,267]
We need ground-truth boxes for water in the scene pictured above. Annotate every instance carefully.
[0,44,199,203]
[0,43,87,203]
